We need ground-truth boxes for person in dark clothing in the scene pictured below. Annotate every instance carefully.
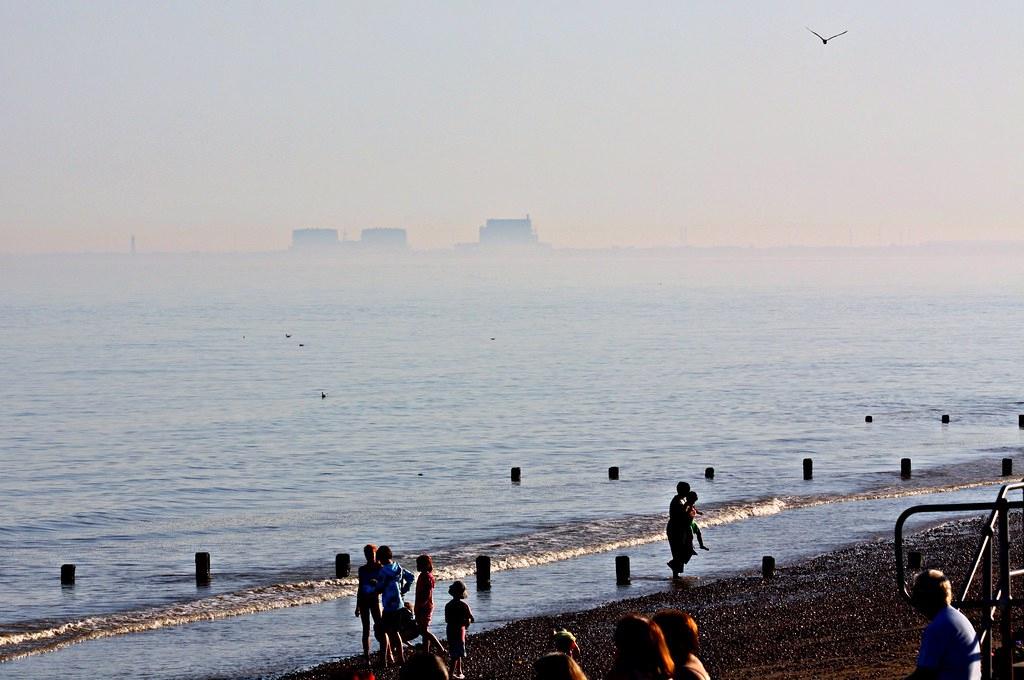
[445,581,474,679]
[667,482,691,578]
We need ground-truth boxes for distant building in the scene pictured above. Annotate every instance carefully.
[479,216,538,246]
[360,228,408,249]
[292,228,339,249]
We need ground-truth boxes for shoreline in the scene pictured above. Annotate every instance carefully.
[283,517,983,680]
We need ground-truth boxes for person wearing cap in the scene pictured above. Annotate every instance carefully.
[552,628,581,662]
[445,580,475,679]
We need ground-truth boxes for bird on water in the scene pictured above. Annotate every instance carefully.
[321,391,327,399]
[806,27,847,44]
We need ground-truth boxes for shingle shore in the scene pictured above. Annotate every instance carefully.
[282,518,982,680]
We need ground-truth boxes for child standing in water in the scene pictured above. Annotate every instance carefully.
[445,580,475,679]
[414,554,446,654]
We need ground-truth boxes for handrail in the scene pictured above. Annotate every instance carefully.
[894,481,1024,680]
[894,498,1024,602]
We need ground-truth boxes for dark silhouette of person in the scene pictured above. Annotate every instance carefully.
[355,544,389,664]
[667,482,691,578]
[400,652,449,680]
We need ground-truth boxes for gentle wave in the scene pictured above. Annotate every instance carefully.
[0,474,1004,662]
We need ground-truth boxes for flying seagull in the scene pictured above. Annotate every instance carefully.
[806,27,847,44]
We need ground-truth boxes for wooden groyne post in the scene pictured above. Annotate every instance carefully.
[335,553,351,578]
[1003,458,1013,476]
[901,458,912,479]
[865,415,873,423]
[705,467,714,480]
[803,458,813,480]
[195,552,211,585]
[61,563,75,585]
[608,466,619,480]
[476,555,491,590]
[762,555,776,579]
[615,555,630,585]
[511,467,521,483]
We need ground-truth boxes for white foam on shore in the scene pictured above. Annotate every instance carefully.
[0,475,1004,662]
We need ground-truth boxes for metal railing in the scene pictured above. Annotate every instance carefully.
[895,482,1024,680]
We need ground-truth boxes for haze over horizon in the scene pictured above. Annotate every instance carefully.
[2,1,1022,254]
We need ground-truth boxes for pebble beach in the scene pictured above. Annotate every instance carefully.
[283,517,984,680]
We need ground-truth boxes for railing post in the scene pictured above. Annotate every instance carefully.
[982,536,993,680]
[997,498,1012,680]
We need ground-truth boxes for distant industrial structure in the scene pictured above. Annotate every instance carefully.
[292,228,339,250]
[359,228,407,250]
[479,215,538,246]
[291,227,408,251]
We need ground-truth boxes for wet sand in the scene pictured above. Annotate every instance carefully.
[283,517,983,680]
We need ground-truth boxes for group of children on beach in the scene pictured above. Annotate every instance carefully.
[355,544,474,679]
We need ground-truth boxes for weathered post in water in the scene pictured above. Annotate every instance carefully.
[901,458,912,479]
[1019,414,1024,429]
[865,415,873,423]
[615,555,631,585]
[608,466,619,480]
[762,556,776,579]
[335,553,351,578]
[1003,459,1013,476]
[705,467,715,480]
[475,555,491,590]
[803,458,813,480]
[195,552,211,585]
[511,467,521,483]
[61,563,75,585]
[941,414,950,424]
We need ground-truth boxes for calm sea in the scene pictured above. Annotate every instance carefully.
[2,251,1023,678]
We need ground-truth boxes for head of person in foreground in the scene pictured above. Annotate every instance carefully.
[910,569,953,620]
[652,609,701,667]
[533,652,587,680]
[608,614,674,680]
[400,652,448,680]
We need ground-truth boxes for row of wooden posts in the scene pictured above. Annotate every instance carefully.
[56,540,937,588]
[58,414,1023,585]
[517,457,1016,483]
[56,551,786,587]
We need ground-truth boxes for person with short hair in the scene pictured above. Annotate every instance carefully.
[534,651,588,680]
[355,544,389,664]
[906,569,981,680]
[651,609,710,680]
[667,482,692,578]
[445,580,475,679]
[374,545,415,666]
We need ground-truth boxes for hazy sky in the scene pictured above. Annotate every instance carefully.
[2,1,1022,253]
